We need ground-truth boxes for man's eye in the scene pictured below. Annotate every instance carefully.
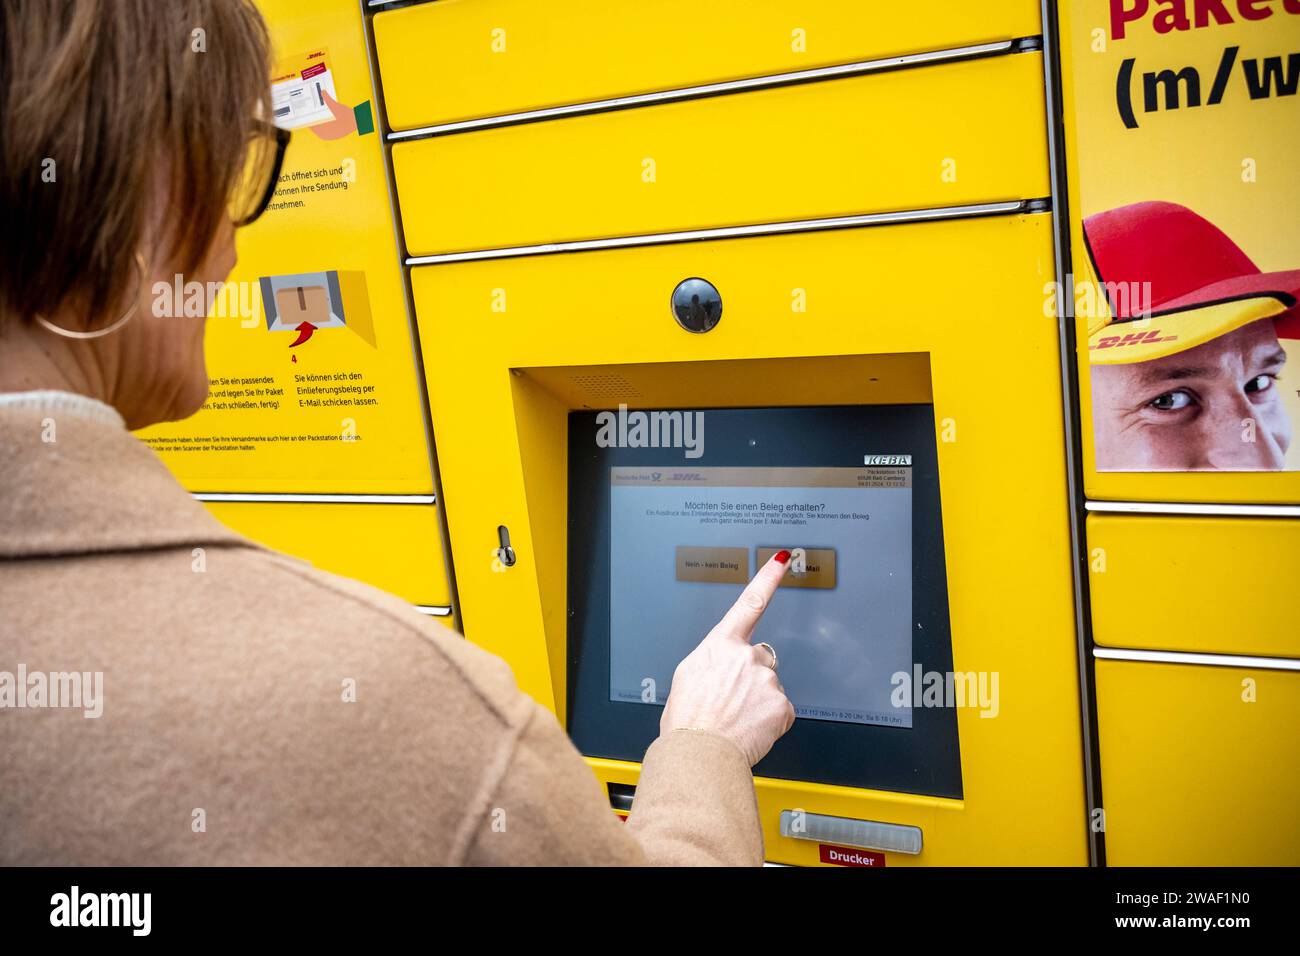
[1148,390,1193,411]
[1244,374,1275,394]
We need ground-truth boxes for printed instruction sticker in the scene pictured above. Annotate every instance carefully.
[271,49,338,129]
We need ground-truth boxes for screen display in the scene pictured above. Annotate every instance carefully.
[608,465,913,727]
[568,404,961,797]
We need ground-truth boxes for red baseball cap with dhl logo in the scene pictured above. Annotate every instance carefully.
[1083,201,1300,364]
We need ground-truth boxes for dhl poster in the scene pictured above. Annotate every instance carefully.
[1060,1,1300,473]
[136,0,432,495]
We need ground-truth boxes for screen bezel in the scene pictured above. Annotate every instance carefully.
[567,404,963,799]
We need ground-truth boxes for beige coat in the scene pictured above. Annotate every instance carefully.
[0,402,763,865]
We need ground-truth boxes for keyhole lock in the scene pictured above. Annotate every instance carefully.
[671,277,722,333]
[495,525,517,568]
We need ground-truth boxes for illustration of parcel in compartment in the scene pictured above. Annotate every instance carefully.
[260,270,375,348]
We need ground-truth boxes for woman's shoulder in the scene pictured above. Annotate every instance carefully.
[243,545,532,726]
[1,539,540,864]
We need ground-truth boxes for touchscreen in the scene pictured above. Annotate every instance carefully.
[609,465,913,727]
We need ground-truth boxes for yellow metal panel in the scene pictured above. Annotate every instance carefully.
[411,212,1087,864]
[1088,514,1300,658]
[374,0,1042,130]
[1095,660,1300,865]
[137,0,433,495]
[509,372,572,722]
[205,502,451,607]
[393,52,1049,255]
[520,353,934,410]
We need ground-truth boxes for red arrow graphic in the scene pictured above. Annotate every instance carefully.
[289,321,316,347]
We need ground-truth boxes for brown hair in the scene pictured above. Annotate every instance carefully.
[0,0,272,329]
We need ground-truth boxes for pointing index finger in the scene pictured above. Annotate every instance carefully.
[711,549,792,644]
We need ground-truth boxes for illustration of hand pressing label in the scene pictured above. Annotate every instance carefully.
[309,90,375,141]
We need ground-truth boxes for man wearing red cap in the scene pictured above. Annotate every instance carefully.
[1084,201,1299,471]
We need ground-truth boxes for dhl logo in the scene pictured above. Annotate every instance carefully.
[1090,328,1179,350]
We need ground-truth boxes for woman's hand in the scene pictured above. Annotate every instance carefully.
[660,551,797,766]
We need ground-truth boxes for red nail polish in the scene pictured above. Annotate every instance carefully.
[774,549,791,565]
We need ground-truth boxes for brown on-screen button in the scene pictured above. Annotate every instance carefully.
[758,547,836,589]
[675,546,750,584]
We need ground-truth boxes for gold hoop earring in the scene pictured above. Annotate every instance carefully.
[34,251,149,341]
